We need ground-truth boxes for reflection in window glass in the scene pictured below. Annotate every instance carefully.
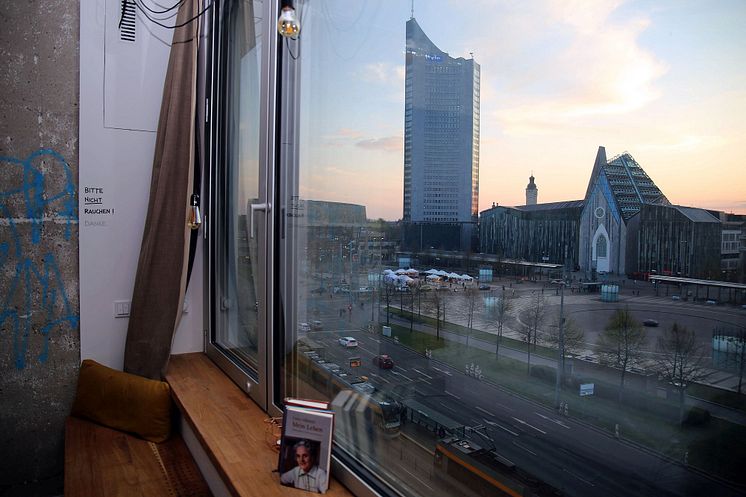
[214,0,262,369]
[281,2,746,496]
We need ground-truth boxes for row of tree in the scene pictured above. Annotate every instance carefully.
[383,284,714,425]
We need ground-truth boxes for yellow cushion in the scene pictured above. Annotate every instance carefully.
[71,359,172,443]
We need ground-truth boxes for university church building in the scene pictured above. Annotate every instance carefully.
[481,146,726,280]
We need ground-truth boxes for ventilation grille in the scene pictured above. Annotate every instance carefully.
[120,0,136,42]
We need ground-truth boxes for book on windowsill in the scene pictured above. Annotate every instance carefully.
[284,397,330,411]
[278,400,334,494]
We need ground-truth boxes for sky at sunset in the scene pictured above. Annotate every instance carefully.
[296,0,746,220]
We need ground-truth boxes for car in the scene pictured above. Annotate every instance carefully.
[373,354,394,369]
[338,336,358,348]
[705,299,717,305]
[311,320,323,331]
[643,319,659,327]
[298,322,311,333]
[478,284,491,290]
[671,295,681,301]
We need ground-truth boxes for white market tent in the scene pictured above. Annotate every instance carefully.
[461,274,473,280]
[426,274,441,281]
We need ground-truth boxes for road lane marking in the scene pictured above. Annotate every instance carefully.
[492,420,518,437]
[432,366,453,377]
[563,468,596,486]
[370,373,390,384]
[476,406,494,417]
[444,390,461,400]
[392,370,415,382]
[511,417,547,434]
[412,368,433,379]
[438,402,458,414]
[483,419,518,436]
[394,366,409,373]
[358,344,374,355]
[534,412,570,429]
[399,466,434,492]
[512,440,537,456]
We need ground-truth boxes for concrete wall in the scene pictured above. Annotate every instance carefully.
[0,0,81,492]
[1,1,205,493]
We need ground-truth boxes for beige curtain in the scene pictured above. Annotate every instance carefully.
[123,0,200,379]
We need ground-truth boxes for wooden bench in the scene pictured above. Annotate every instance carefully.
[64,416,212,497]
[165,353,354,497]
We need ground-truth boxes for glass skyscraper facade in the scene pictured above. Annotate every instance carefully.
[403,17,480,251]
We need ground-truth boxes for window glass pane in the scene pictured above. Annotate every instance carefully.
[281,2,746,496]
[214,0,262,369]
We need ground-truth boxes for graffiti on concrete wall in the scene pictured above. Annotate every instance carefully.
[1,149,79,369]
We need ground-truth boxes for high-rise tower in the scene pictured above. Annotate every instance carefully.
[526,174,538,205]
[402,17,480,251]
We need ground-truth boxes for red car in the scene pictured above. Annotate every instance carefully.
[373,355,394,369]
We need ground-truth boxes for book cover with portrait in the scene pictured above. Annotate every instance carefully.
[278,403,334,494]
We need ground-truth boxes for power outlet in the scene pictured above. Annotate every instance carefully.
[114,300,131,318]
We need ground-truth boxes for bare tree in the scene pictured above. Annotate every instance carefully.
[382,280,395,326]
[524,292,547,352]
[426,290,446,341]
[520,322,535,374]
[545,315,585,380]
[656,323,709,425]
[486,288,513,360]
[597,308,647,403]
[461,287,480,347]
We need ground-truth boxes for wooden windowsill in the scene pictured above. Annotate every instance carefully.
[165,353,354,497]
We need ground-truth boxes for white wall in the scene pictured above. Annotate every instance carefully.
[79,0,203,369]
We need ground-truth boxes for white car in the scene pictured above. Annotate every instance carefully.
[298,322,311,333]
[338,336,358,348]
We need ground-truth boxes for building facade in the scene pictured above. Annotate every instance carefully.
[479,201,583,269]
[402,17,479,252]
[579,147,669,275]
[626,204,721,279]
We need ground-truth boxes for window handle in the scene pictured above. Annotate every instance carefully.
[249,202,271,239]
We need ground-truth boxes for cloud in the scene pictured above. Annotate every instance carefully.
[321,129,403,153]
[355,136,403,152]
[358,62,405,85]
[475,0,668,135]
[636,135,727,153]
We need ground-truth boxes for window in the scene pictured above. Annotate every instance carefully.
[207,1,746,496]
[206,0,277,410]
[596,235,607,258]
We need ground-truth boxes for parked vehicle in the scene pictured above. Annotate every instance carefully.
[478,284,491,290]
[643,319,659,327]
[373,354,394,369]
[312,320,323,331]
[298,322,311,333]
[338,336,358,348]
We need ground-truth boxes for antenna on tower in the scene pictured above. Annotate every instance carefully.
[411,0,414,18]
